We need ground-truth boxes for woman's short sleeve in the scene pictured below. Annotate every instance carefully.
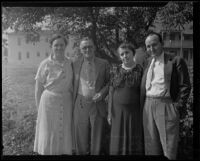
[35,60,48,84]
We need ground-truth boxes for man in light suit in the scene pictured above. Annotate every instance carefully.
[140,32,191,159]
[72,37,110,155]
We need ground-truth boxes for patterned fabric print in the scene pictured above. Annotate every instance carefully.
[110,64,143,89]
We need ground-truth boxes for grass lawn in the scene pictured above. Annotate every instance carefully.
[2,62,194,159]
[2,63,38,155]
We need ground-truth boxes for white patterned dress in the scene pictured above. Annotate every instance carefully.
[33,55,73,155]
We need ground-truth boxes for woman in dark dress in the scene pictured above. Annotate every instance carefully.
[108,42,144,155]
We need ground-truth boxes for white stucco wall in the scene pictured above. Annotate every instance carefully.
[7,32,75,68]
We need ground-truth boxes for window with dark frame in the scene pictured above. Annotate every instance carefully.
[17,37,21,46]
[190,49,193,59]
[27,52,30,58]
[37,52,40,57]
[26,38,29,44]
[184,34,193,41]
[18,52,22,60]
[169,32,175,41]
[163,32,167,40]
[183,49,189,61]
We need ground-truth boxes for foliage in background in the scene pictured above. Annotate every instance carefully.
[178,69,193,160]
[2,2,194,158]
[2,2,193,63]
[3,109,37,155]
[158,2,193,31]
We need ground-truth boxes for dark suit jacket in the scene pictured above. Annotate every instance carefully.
[72,56,110,117]
[140,53,191,111]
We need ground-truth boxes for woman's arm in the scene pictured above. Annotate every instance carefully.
[107,86,114,125]
[35,80,44,109]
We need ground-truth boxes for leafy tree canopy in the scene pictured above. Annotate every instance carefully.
[158,2,193,31]
[2,2,193,63]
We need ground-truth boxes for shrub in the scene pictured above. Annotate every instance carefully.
[3,110,37,155]
[177,67,193,160]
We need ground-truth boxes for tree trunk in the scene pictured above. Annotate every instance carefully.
[89,7,100,57]
[115,7,120,46]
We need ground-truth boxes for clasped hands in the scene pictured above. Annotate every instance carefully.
[92,92,102,102]
[92,92,112,125]
[107,113,111,125]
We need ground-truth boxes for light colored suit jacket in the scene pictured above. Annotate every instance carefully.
[72,56,110,117]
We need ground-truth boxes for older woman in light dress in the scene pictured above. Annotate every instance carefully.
[33,34,74,155]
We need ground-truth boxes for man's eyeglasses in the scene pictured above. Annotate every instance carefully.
[81,46,93,50]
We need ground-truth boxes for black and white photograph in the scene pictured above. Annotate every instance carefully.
[2,1,198,160]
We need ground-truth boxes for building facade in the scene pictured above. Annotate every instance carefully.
[7,31,77,67]
[161,30,193,66]
[6,22,193,68]
[152,22,193,66]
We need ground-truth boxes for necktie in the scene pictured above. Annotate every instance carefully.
[86,62,94,88]
[146,58,155,90]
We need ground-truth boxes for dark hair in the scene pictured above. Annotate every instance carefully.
[49,34,68,47]
[145,32,163,44]
[117,42,136,56]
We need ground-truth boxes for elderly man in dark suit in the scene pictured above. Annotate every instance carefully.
[140,32,191,159]
[72,37,110,155]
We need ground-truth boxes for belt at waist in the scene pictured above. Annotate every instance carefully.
[146,96,173,103]
[77,94,94,103]
[146,95,171,100]
[45,89,65,96]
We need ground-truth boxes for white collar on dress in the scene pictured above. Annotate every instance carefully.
[122,63,136,71]
[48,52,68,67]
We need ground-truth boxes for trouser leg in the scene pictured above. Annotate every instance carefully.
[74,96,90,155]
[90,114,106,155]
[155,100,179,160]
[143,98,163,155]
